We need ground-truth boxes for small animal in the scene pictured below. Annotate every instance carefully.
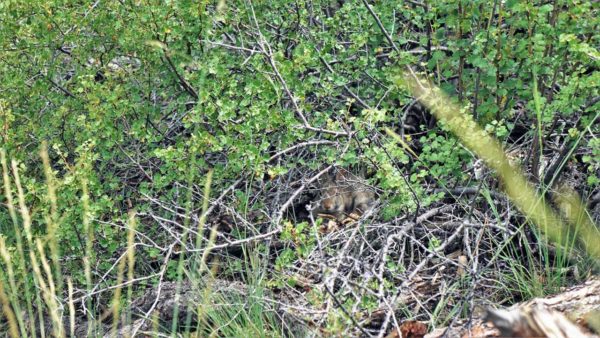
[312,168,375,221]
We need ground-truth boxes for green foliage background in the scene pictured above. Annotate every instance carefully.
[0,0,598,330]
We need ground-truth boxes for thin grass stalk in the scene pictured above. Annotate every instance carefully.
[183,170,214,331]
[40,143,63,296]
[125,211,137,333]
[80,177,95,336]
[10,161,53,321]
[544,112,599,191]
[0,234,27,336]
[151,310,160,337]
[170,162,198,334]
[109,260,125,335]
[195,170,213,252]
[8,157,46,337]
[67,278,75,338]
[198,173,216,272]
[11,160,33,244]
[34,281,46,338]
[533,71,545,183]
[0,275,19,338]
[0,150,30,336]
[26,244,53,337]
[110,228,130,336]
[554,185,600,259]
[190,170,218,334]
[35,239,64,338]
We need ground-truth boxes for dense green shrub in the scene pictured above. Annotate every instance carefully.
[0,1,597,334]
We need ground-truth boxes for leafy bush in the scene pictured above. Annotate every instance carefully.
[0,0,598,336]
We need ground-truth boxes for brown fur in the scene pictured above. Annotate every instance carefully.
[312,168,375,221]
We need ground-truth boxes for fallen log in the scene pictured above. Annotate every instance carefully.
[425,277,600,338]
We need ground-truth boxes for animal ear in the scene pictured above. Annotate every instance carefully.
[317,171,332,185]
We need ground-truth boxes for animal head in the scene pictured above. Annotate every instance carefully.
[318,173,345,214]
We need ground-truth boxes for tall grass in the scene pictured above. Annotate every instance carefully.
[0,148,289,337]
